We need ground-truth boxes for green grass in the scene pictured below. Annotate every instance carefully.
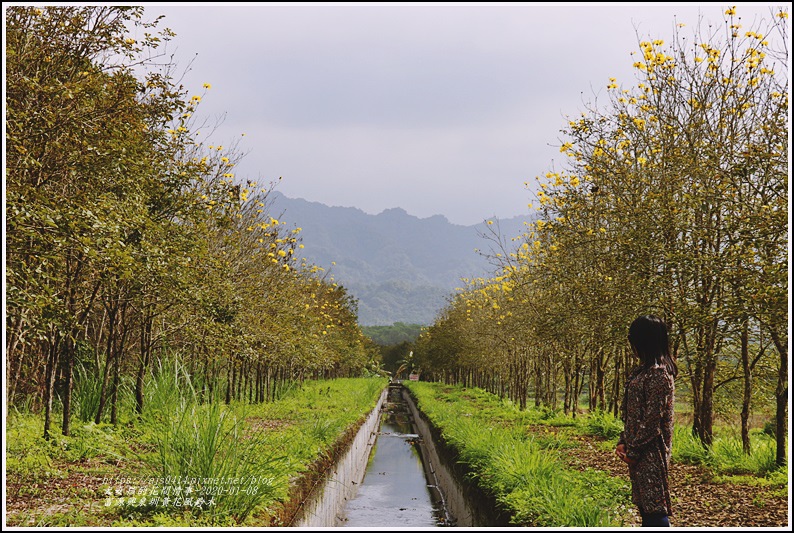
[404,380,787,527]
[404,381,631,527]
[582,409,624,440]
[672,425,784,478]
[6,371,388,527]
[8,371,784,526]
[72,360,104,423]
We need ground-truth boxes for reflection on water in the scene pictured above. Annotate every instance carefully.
[339,389,443,527]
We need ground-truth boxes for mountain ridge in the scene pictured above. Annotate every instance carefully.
[267,190,532,325]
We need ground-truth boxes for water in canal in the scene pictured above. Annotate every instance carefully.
[338,384,447,527]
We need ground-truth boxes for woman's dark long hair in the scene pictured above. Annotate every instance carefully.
[628,315,678,377]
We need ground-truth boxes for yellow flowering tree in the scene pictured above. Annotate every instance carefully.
[415,7,788,462]
[547,6,788,450]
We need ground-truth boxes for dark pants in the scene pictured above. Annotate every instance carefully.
[640,511,670,527]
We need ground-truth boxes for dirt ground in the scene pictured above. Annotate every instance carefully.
[563,431,790,528]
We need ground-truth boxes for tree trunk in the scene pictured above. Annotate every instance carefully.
[770,328,788,467]
[609,349,621,416]
[110,344,120,425]
[95,306,115,424]
[740,318,751,455]
[110,300,131,426]
[595,348,606,411]
[43,334,61,440]
[61,339,74,436]
[697,353,717,447]
[6,312,26,405]
[135,316,153,415]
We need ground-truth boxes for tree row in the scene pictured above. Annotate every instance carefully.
[414,6,789,465]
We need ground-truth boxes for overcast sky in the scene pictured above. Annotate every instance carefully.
[141,2,783,226]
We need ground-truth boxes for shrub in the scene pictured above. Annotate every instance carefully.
[583,409,623,440]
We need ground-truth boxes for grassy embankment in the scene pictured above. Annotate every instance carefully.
[404,380,787,527]
[6,372,388,527]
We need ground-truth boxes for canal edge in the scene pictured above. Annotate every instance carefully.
[275,385,389,527]
[401,384,513,527]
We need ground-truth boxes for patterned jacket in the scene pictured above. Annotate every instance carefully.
[617,362,675,516]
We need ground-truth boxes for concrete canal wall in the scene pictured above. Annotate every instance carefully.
[289,382,508,527]
[290,386,387,527]
[401,386,510,527]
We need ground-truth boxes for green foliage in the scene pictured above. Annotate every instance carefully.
[673,425,710,466]
[5,414,57,480]
[536,407,577,427]
[146,400,286,523]
[5,5,378,441]
[708,431,781,476]
[673,425,785,478]
[361,322,424,345]
[72,361,104,423]
[504,468,630,527]
[406,381,629,527]
[582,409,624,440]
[142,358,198,426]
[411,5,788,467]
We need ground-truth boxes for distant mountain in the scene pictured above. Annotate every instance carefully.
[267,191,532,326]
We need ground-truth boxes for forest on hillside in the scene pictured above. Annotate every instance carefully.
[361,322,423,346]
[268,192,530,326]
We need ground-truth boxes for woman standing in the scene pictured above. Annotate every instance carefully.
[615,315,677,527]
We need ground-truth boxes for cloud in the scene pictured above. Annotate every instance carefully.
[145,3,783,225]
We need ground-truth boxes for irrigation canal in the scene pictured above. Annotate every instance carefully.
[292,382,507,527]
[338,383,447,526]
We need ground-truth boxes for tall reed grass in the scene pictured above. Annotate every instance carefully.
[673,425,781,476]
[138,357,287,523]
[582,409,623,440]
[147,399,286,523]
[73,361,103,423]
